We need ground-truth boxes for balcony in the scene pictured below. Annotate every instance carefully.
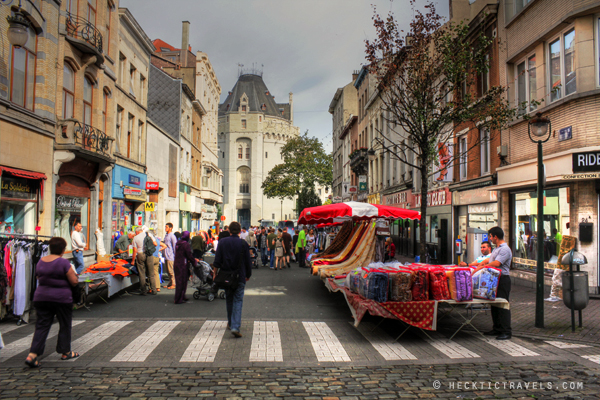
[56,119,115,164]
[65,12,104,65]
[350,148,368,175]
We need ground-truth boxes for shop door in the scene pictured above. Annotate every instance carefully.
[237,209,250,229]
[438,219,449,264]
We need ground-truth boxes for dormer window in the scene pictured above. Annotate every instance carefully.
[261,103,266,111]
[242,105,247,112]
[226,104,230,111]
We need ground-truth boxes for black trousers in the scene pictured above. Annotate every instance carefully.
[298,248,306,268]
[491,275,512,334]
[30,301,73,356]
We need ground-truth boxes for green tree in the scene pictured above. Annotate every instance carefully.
[262,131,333,213]
[365,1,518,261]
[297,186,322,216]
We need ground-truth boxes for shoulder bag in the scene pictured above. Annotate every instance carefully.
[214,245,243,289]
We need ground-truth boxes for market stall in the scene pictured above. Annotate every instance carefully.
[78,257,139,307]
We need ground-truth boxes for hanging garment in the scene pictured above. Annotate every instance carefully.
[13,248,27,316]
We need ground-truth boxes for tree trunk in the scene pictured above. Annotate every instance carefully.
[419,164,429,263]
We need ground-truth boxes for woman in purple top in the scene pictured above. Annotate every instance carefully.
[173,231,198,304]
[25,237,79,368]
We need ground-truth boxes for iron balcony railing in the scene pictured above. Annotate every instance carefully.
[65,12,103,54]
[74,122,113,155]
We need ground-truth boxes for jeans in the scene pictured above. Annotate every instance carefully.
[225,281,246,332]
[261,247,268,266]
[269,249,275,268]
[72,250,85,274]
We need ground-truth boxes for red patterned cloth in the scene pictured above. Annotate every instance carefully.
[326,278,437,330]
[379,301,437,330]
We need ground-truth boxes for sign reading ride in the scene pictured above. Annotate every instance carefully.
[144,202,155,212]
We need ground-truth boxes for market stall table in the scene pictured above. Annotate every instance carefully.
[77,258,139,309]
[325,278,509,341]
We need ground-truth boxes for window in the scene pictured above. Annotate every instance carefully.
[83,77,93,125]
[87,0,96,24]
[242,105,246,112]
[241,119,247,129]
[549,28,576,102]
[119,53,126,86]
[480,128,490,175]
[10,26,36,110]
[505,0,533,23]
[63,64,75,119]
[238,167,250,194]
[102,91,108,132]
[459,135,468,180]
[245,146,250,160]
[265,152,268,158]
[139,75,146,104]
[66,0,76,15]
[272,213,275,219]
[479,54,489,96]
[238,145,243,159]
[127,113,134,158]
[138,121,144,162]
[516,54,537,114]
[115,106,123,153]
[129,65,136,97]
[105,3,111,54]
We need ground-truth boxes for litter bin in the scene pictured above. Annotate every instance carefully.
[562,271,589,311]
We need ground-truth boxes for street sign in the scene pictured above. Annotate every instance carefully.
[144,202,155,212]
[359,175,367,191]
[220,215,226,221]
[348,186,358,194]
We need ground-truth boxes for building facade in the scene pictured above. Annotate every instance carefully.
[218,73,299,228]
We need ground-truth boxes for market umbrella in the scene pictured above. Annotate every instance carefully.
[298,201,420,225]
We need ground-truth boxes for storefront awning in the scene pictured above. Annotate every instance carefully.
[0,166,47,180]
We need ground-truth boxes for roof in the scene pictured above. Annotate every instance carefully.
[152,39,178,52]
[218,74,291,120]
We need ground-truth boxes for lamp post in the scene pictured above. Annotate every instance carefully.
[3,1,31,48]
[528,112,551,328]
[280,199,283,221]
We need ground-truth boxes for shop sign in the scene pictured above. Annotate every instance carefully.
[468,203,497,214]
[128,175,141,186]
[357,193,368,202]
[453,188,498,206]
[572,151,600,173]
[359,175,367,191]
[333,196,343,203]
[56,195,84,211]
[123,187,142,196]
[1,176,36,200]
[146,182,159,190]
[413,187,450,208]
[563,173,600,180]
[348,186,357,194]
[144,202,155,212]
[203,212,216,220]
[434,141,453,182]
[385,191,408,206]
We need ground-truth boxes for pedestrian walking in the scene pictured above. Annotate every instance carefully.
[132,226,158,296]
[70,222,86,274]
[162,223,177,289]
[281,229,292,268]
[275,229,285,270]
[150,228,162,293]
[213,222,251,338]
[173,231,197,304]
[25,237,79,368]
[296,226,307,268]
[245,229,257,248]
[267,228,277,269]
[191,231,206,259]
[259,227,268,267]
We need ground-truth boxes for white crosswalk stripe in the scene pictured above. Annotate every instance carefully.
[581,355,600,363]
[0,320,86,362]
[250,321,283,362]
[357,324,416,360]
[46,321,132,361]
[424,332,480,359]
[180,320,227,362]
[471,333,539,357]
[111,321,180,362]
[545,341,591,349]
[0,324,24,335]
[303,321,350,362]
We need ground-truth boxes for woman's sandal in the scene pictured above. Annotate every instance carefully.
[61,351,80,360]
[25,355,40,368]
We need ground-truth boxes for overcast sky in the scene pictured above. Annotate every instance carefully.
[121,0,450,152]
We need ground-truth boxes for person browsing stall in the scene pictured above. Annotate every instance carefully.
[113,231,135,259]
[459,241,492,268]
[213,221,251,338]
[483,227,512,341]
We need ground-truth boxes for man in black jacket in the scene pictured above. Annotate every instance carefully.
[213,221,251,338]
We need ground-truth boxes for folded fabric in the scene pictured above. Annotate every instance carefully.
[412,269,429,301]
[454,269,473,301]
[365,272,389,302]
[389,271,414,302]
[472,267,501,300]
[429,269,450,300]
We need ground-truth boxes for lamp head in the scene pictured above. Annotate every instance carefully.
[367,148,376,161]
[7,11,31,48]
[529,113,550,138]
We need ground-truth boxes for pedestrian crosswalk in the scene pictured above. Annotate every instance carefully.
[0,319,588,365]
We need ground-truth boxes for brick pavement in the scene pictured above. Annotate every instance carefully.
[1,361,599,399]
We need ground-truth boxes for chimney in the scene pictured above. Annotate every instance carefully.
[352,70,359,82]
[181,21,190,67]
[289,92,293,124]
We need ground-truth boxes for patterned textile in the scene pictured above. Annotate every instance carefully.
[428,269,450,300]
[389,271,414,302]
[556,235,577,271]
[365,272,389,302]
[453,269,473,302]
[380,301,437,331]
[472,267,500,300]
[412,270,429,301]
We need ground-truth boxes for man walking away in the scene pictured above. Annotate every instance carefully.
[282,229,292,268]
[218,225,230,240]
[483,226,512,340]
[259,227,268,267]
[267,228,277,269]
[296,226,307,268]
[292,229,299,262]
[214,222,251,338]
[162,223,177,289]
[132,226,157,295]
[71,222,86,274]
[150,228,162,293]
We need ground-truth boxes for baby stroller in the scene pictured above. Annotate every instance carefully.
[249,247,259,269]
[189,260,224,301]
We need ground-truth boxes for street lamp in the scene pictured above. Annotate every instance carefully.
[528,112,551,329]
[4,1,31,48]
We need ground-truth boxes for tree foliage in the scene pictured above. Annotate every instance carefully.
[297,186,322,216]
[262,131,333,201]
[365,1,518,260]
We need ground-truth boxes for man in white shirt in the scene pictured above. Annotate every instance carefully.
[71,222,86,274]
[240,228,248,241]
[131,226,157,295]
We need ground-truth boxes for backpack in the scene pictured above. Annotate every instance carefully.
[143,232,156,256]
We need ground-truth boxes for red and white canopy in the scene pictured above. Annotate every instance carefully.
[298,201,420,225]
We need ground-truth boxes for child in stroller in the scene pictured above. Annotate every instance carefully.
[189,260,225,301]
[249,247,259,269]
